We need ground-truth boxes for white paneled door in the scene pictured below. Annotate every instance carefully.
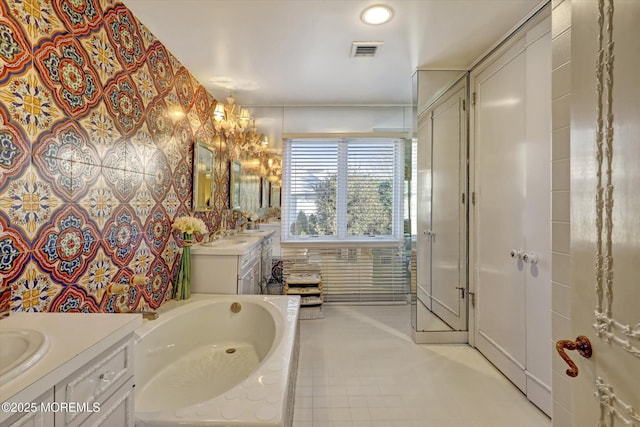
[471,16,552,415]
[569,1,640,425]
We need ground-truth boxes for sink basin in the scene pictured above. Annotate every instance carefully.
[204,239,248,247]
[0,329,49,385]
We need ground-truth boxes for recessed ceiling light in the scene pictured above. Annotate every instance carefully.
[361,5,393,25]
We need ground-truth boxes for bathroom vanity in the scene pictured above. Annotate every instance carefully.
[0,313,142,427]
[190,230,274,295]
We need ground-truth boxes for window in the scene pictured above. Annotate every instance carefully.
[283,138,404,242]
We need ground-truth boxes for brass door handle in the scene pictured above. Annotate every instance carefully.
[556,335,592,377]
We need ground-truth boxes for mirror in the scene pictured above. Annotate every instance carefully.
[229,160,241,209]
[412,70,469,339]
[193,142,215,211]
[260,177,269,208]
[270,184,280,207]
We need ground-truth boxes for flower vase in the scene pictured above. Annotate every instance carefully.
[174,233,193,300]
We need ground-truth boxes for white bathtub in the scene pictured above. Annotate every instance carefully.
[134,294,300,427]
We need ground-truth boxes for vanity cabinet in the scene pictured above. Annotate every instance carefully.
[0,314,140,427]
[191,234,273,295]
[6,390,54,427]
[54,336,134,427]
[5,337,135,427]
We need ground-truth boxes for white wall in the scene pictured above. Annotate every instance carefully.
[246,106,413,151]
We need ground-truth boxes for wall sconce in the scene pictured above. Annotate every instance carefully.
[212,93,251,137]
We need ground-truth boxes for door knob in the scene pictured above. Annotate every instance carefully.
[509,249,523,259]
[556,335,592,377]
[522,252,538,264]
[423,229,435,237]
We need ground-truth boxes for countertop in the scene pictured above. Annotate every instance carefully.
[191,229,274,256]
[0,312,142,419]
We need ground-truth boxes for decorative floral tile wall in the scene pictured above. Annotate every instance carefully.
[0,0,234,314]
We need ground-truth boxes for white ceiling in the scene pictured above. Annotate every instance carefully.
[123,0,543,107]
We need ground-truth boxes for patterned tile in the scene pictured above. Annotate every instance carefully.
[160,234,179,275]
[103,3,145,72]
[102,138,141,174]
[102,163,143,203]
[103,73,144,136]
[33,34,102,118]
[194,121,214,147]
[0,215,30,283]
[32,120,100,201]
[130,62,157,109]
[78,26,122,86]
[0,68,63,140]
[161,186,180,217]
[146,96,173,146]
[78,100,122,159]
[53,0,103,36]
[0,105,30,190]
[9,260,61,312]
[173,67,194,112]
[129,237,151,275]
[162,136,181,171]
[133,18,155,50]
[6,0,65,47]
[0,165,63,240]
[0,284,10,314]
[48,284,100,312]
[129,179,154,223]
[144,204,170,255]
[0,0,230,313]
[193,85,210,123]
[141,257,169,309]
[146,41,173,95]
[32,204,100,284]
[76,247,116,298]
[78,175,119,229]
[0,1,32,82]
[145,149,171,202]
[103,204,142,267]
[186,106,201,131]
[173,160,191,205]
[172,114,192,155]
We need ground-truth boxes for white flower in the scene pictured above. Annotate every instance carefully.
[172,215,208,235]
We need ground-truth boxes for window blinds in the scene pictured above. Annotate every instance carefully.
[281,137,409,303]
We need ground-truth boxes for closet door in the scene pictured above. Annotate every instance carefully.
[471,16,551,414]
[473,41,528,391]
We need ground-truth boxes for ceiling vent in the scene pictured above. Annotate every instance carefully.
[350,41,383,58]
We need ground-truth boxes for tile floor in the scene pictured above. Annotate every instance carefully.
[293,304,552,427]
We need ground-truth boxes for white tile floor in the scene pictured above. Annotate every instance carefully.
[293,305,552,427]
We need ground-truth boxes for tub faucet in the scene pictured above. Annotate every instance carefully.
[106,275,156,319]
[209,227,226,241]
[132,310,159,320]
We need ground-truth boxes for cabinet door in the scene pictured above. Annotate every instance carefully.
[6,390,54,427]
[471,16,551,413]
[473,36,529,393]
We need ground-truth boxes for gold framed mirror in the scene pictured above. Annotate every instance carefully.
[192,142,215,211]
[229,160,241,210]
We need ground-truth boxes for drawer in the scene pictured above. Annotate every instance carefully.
[55,337,133,426]
[6,389,54,427]
[79,377,134,427]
